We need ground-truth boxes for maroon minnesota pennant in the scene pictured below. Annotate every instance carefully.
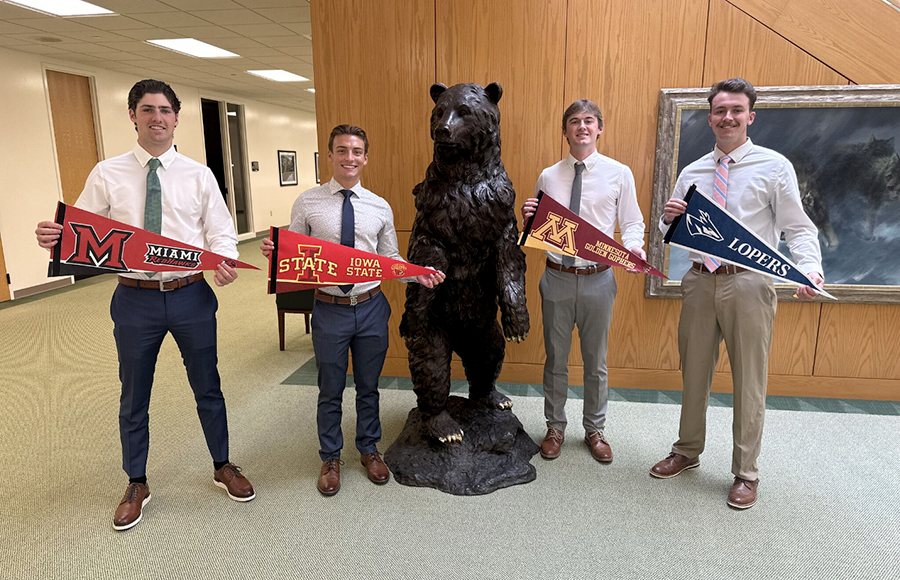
[268,227,438,293]
[519,191,666,278]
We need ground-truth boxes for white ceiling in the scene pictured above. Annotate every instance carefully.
[0,0,317,112]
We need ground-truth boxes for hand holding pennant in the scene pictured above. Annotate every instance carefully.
[267,227,439,294]
[519,190,666,277]
[48,202,258,277]
[663,185,835,300]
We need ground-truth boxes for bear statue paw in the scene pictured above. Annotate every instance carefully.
[473,389,513,410]
[425,411,465,444]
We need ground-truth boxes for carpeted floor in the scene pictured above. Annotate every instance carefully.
[1,241,897,579]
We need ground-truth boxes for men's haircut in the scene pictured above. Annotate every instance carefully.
[329,124,369,153]
[128,79,181,114]
[707,78,757,110]
[562,99,604,131]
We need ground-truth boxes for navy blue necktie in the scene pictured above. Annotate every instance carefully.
[339,189,354,294]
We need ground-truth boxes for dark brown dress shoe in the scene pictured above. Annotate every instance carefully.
[539,427,564,459]
[584,430,613,463]
[650,452,700,479]
[317,459,341,496]
[113,482,150,531]
[214,463,256,502]
[727,477,759,509]
[360,451,390,485]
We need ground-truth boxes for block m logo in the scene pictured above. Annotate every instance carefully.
[65,222,133,272]
[531,212,578,256]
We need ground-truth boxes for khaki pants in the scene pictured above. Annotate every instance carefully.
[672,267,776,481]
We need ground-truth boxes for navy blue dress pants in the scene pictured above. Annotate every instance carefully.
[110,279,229,478]
[310,292,390,461]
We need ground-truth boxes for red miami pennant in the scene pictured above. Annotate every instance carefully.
[519,190,667,278]
[48,202,258,277]
[268,226,438,294]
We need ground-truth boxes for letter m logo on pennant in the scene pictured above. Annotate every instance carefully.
[531,212,579,255]
[66,223,134,271]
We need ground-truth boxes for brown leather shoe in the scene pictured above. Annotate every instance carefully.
[214,463,255,502]
[539,427,564,459]
[317,459,342,496]
[360,451,390,485]
[650,452,700,479]
[727,477,759,509]
[113,482,150,531]
[584,430,613,463]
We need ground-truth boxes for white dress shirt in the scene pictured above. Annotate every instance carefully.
[75,143,238,281]
[659,138,823,275]
[290,178,405,296]
[535,150,645,267]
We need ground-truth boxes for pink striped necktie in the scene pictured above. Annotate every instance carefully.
[704,155,731,272]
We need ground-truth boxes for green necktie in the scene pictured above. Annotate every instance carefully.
[145,158,162,278]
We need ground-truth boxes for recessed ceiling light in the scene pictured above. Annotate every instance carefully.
[4,0,113,16]
[147,38,239,59]
[306,88,315,93]
[247,70,308,82]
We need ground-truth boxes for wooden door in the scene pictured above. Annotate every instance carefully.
[0,230,9,302]
[46,70,99,205]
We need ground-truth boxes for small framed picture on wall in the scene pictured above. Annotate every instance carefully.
[278,150,298,186]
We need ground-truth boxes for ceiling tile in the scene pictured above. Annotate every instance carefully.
[159,0,245,10]
[255,34,306,48]
[73,15,155,30]
[234,0,309,8]
[131,12,211,28]
[108,28,174,41]
[252,55,306,66]
[8,43,67,54]
[0,3,40,19]
[57,29,134,41]
[187,9,271,26]
[96,40,154,51]
[221,23,294,37]
[93,0,176,13]
[6,17,97,33]
[277,45,312,57]
[281,22,310,36]
[0,21,37,34]
[207,37,266,49]
[161,25,240,39]
[229,46,282,57]
[252,6,310,23]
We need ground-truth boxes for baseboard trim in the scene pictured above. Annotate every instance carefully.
[12,277,73,299]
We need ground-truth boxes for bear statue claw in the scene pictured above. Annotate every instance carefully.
[473,390,512,410]
[426,411,465,445]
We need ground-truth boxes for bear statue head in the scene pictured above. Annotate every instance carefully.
[428,82,503,166]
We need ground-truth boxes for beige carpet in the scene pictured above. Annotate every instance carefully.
[1,242,898,579]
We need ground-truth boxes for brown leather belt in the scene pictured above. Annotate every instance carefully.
[546,259,609,275]
[691,262,745,275]
[118,272,204,291]
[314,285,382,306]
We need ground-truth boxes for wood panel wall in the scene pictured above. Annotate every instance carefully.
[311,0,900,400]
[46,70,99,207]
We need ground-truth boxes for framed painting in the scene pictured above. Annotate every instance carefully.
[646,85,900,304]
[278,150,298,186]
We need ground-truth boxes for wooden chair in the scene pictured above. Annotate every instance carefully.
[276,289,315,350]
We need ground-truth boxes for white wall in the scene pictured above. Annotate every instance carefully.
[0,46,317,297]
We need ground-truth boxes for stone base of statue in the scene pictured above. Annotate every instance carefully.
[384,395,540,495]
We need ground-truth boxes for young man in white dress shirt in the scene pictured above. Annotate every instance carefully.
[36,79,254,531]
[650,78,824,509]
[522,100,646,464]
[261,125,443,496]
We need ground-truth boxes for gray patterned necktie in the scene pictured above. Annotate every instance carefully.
[145,158,162,278]
[562,161,585,268]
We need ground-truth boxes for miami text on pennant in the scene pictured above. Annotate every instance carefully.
[49,202,258,277]
[267,227,438,294]
[664,185,834,300]
[518,190,666,278]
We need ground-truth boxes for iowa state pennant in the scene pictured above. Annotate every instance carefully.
[518,190,666,278]
[49,202,258,277]
[664,185,835,299]
[268,227,438,294]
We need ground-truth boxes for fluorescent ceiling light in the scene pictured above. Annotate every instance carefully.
[306,88,315,93]
[4,0,114,16]
[247,70,308,82]
[146,38,238,59]
[226,111,237,116]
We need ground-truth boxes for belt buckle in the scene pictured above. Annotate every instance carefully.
[159,278,174,292]
[349,295,358,306]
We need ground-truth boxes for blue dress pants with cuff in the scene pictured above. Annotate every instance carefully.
[110,279,229,478]
[311,292,390,461]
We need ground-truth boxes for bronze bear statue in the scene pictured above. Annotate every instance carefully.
[400,81,530,444]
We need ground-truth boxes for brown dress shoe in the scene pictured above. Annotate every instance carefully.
[650,452,700,479]
[539,427,564,459]
[214,463,255,502]
[360,452,390,485]
[317,459,341,496]
[727,477,759,509]
[113,482,151,531]
[584,430,613,463]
